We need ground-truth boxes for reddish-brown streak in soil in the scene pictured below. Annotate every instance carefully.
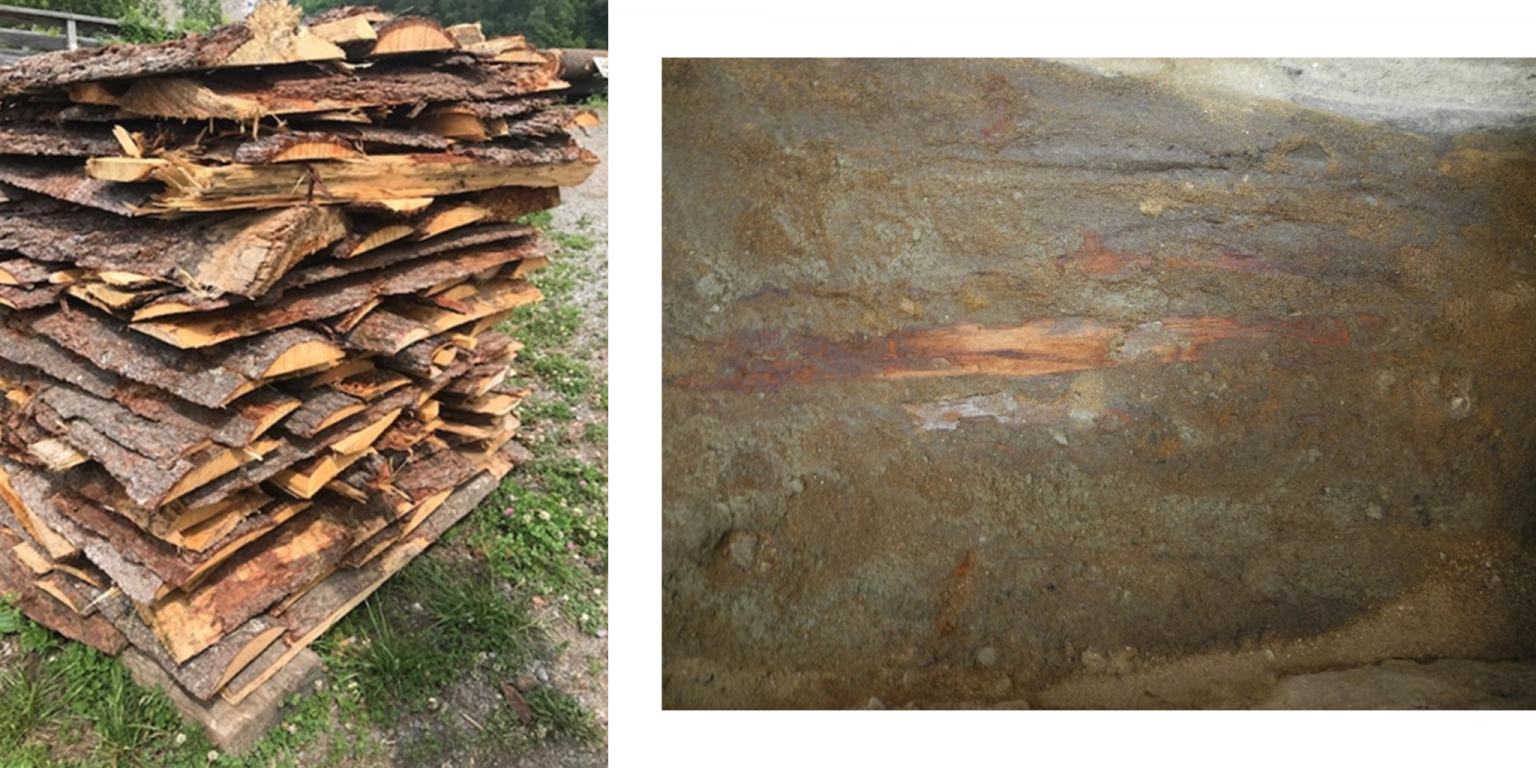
[933,549,977,642]
[979,72,1017,150]
[1053,231,1155,280]
[1058,232,1314,279]
[1163,253,1297,274]
[669,315,1380,394]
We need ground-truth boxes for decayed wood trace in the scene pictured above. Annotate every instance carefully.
[675,315,1382,393]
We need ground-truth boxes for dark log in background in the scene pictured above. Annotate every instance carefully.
[661,59,1536,709]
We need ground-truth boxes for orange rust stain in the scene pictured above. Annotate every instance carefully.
[1163,252,1292,275]
[979,73,1020,150]
[934,549,978,641]
[1053,232,1155,280]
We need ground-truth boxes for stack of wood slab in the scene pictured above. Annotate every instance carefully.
[0,1,596,706]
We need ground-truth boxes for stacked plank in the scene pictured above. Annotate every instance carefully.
[0,1,596,706]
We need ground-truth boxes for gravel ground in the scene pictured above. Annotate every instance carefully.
[518,104,610,766]
[451,104,610,767]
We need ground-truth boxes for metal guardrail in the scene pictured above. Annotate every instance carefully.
[0,3,119,54]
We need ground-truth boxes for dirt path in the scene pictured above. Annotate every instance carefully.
[519,105,609,765]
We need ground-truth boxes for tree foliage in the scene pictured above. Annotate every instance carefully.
[0,0,137,19]
[296,0,607,49]
[3,0,604,49]
[1,0,223,42]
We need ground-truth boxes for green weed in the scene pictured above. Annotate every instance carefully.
[320,557,541,725]
[526,687,600,743]
[531,352,596,398]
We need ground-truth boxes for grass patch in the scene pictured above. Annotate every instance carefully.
[531,352,596,398]
[519,398,575,423]
[470,453,608,635]
[525,687,600,742]
[319,557,538,726]
[584,422,607,446]
[0,600,214,767]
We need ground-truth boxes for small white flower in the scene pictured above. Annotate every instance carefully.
[174,733,187,746]
[207,750,220,762]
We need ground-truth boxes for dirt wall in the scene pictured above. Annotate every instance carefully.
[662,59,1536,709]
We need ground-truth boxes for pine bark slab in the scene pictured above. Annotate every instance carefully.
[0,158,151,215]
[30,307,343,408]
[113,61,565,122]
[142,502,377,663]
[133,222,532,320]
[130,244,539,349]
[88,143,597,213]
[0,2,344,98]
[221,469,497,705]
[0,200,347,298]
[0,527,124,654]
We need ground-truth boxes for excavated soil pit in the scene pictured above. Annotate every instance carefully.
[661,59,1536,709]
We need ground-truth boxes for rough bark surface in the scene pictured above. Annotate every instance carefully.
[130,245,538,349]
[116,62,564,122]
[30,307,338,408]
[0,157,152,215]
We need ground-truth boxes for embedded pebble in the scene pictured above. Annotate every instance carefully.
[1448,395,1472,419]
[1366,504,1384,520]
[976,646,998,667]
[1081,648,1109,673]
